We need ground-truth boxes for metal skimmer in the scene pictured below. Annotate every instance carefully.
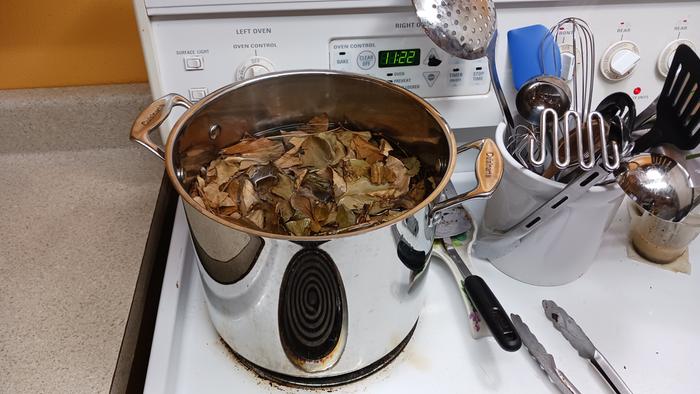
[412,0,515,129]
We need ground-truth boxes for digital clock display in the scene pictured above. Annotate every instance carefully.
[378,49,421,68]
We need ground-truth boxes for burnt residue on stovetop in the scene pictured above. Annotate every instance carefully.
[217,336,340,392]
[216,322,416,392]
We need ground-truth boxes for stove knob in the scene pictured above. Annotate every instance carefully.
[657,39,696,77]
[236,56,275,81]
[600,40,641,81]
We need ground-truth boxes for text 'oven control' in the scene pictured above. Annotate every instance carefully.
[236,56,275,81]
[600,41,640,81]
[658,39,696,77]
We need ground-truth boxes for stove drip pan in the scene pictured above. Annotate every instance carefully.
[223,322,417,388]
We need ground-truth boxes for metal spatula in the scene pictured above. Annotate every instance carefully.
[632,44,700,154]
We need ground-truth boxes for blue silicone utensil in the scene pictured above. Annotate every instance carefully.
[508,24,562,90]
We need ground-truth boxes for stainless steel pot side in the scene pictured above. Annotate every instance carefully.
[131,71,503,383]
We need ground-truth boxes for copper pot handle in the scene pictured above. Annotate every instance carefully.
[130,93,192,160]
[431,138,504,215]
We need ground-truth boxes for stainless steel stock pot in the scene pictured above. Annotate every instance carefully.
[131,71,502,386]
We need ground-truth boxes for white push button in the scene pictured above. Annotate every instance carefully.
[184,56,204,71]
[610,49,640,76]
[423,71,440,87]
[188,87,208,101]
[356,50,376,70]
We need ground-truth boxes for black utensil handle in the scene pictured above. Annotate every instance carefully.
[463,276,522,352]
[631,126,661,154]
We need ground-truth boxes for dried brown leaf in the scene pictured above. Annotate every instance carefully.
[337,178,393,210]
[370,162,384,185]
[293,168,308,189]
[193,196,206,208]
[300,135,335,169]
[337,205,356,228]
[331,168,347,198]
[225,179,240,207]
[312,203,331,223]
[274,154,302,169]
[407,179,427,204]
[285,218,311,236]
[351,136,383,164]
[324,210,337,226]
[385,156,410,196]
[401,156,421,177]
[290,193,314,219]
[214,159,240,185]
[276,200,294,222]
[203,182,230,208]
[301,172,333,202]
[378,139,393,156]
[342,159,370,180]
[310,220,322,233]
[316,132,346,165]
[271,173,294,200]
[337,131,371,149]
[240,178,259,215]
[245,209,265,229]
[286,136,307,154]
[300,113,329,133]
[383,165,397,183]
[220,138,285,162]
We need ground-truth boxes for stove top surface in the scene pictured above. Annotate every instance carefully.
[144,173,700,393]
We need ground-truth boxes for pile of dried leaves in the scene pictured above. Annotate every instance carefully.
[189,114,434,236]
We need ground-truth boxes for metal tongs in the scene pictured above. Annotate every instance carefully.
[543,300,633,394]
[512,301,633,394]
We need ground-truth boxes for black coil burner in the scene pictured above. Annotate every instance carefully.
[279,247,345,364]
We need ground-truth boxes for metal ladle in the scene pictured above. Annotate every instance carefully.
[412,0,514,129]
[515,75,572,125]
[616,153,697,222]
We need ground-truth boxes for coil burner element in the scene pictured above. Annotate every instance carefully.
[279,247,347,372]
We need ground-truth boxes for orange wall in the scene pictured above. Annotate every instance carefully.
[0,0,148,89]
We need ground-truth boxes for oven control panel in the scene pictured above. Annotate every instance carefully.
[143,0,700,140]
[329,37,490,98]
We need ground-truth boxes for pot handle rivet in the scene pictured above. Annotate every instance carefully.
[130,93,192,160]
[209,124,221,140]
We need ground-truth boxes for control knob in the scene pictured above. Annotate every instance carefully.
[657,39,696,77]
[236,56,275,81]
[600,41,641,81]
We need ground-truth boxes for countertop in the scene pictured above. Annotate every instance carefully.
[0,84,163,393]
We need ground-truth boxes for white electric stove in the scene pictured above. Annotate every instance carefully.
[144,174,700,393]
[132,0,700,392]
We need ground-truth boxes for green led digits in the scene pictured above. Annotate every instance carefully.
[378,49,421,68]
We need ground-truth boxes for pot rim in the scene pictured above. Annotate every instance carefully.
[164,70,457,241]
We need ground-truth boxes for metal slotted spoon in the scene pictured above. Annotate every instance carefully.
[413,0,514,129]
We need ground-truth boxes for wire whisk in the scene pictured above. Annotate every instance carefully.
[544,17,596,118]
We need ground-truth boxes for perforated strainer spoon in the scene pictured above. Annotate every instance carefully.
[413,0,515,129]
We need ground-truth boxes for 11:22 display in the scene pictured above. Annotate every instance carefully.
[378,49,421,68]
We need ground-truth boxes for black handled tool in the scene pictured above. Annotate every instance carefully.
[632,44,700,153]
[442,236,521,352]
[435,182,521,352]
